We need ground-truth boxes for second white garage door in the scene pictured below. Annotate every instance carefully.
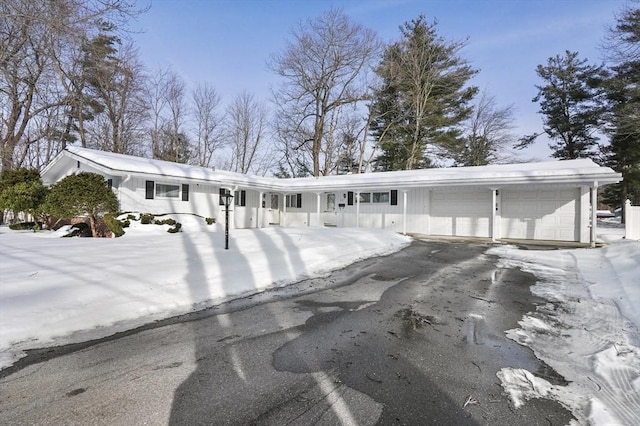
[501,188,580,242]
[430,190,491,237]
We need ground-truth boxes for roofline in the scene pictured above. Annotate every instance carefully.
[44,147,622,192]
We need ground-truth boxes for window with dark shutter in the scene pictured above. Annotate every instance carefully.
[182,184,189,201]
[391,190,398,206]
[145,180,154,199]
[234,190,246,206]
[347,191,354,206]
[296,193,302,208]
[107,178,113,189]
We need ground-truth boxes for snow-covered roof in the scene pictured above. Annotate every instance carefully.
[42,146,622,191]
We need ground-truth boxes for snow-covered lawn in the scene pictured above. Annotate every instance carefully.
[0,215,638,424]
[0,215,411,370]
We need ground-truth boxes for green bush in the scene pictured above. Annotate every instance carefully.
[140,213,154,224]
[155,218,176,226]
[127,214,136,220]
[8,221,43,230]
[205,217,215,225]
[44,172,118,238]
[122,220,131,228]
[104,213,125,237]
[167,222,182,233]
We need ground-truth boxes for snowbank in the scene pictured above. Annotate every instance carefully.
[0,217,411,370]
[488,239,640,425]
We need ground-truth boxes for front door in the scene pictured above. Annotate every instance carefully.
[323,192,338,226]
[268,193,280,225]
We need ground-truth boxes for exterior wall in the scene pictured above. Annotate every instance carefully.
[119,176,219,219]
[233,190,261,229]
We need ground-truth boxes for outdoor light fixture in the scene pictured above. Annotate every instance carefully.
[220,192,233,249]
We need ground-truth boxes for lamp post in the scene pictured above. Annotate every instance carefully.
[220,192,234,249]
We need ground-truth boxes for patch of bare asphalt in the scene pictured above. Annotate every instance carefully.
[270,240,574,425]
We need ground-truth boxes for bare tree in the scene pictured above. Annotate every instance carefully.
[269,8,381,176]
[453,91,517,166]
[226,92,268,174]
[146,67,171,158]
[85,42,148,155]
[0,0,145,169]
[192,82,224,167]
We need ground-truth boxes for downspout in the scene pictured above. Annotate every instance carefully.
[119,175,131,210]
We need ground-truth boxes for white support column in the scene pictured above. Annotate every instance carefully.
[579,186,590,243]
[316,192,322,226]
[590,182,598,248]
[282,193,287,227]
[402,190,408,235]
[258,191,264,228]
[490,188,502,242]
[355,191,361,227]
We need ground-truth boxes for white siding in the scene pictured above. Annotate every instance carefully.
[501,188,580,241]
[429,190,491,238]
[118,177,219,219]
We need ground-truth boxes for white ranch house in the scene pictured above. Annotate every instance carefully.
[41,146,622,246]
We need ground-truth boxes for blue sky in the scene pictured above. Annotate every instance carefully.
[131,0,627,161]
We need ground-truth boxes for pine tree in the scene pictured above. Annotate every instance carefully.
[602,3,640,208]
[521,51,608,160]
[370,16,478,170]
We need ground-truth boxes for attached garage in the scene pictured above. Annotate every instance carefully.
[430,189,492,238]
[500,188,581,242]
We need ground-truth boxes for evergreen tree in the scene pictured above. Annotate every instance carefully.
[44,172,118,237]
[370,16,478,170]
[520,51,608,160]
[602,3,640,208]
[0,169,47,226]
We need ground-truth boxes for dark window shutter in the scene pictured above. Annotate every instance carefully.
[107,178,113,189]
[219,188,226,205]
[182,184,189,201]
[347,191,354,206]
[145,180,154,199]
[296,193,302,208]
[241,190,246,206]
[391,190,398,205]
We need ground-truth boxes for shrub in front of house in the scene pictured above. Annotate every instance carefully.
[206,217,215,225]
[154,218,176,226]
[167,222,182,233]
[103,213,126,237]
[8,221,43,231]
[140,213,154,224]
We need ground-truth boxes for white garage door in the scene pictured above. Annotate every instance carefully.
[501,188,580,241]
[430,190,491,237]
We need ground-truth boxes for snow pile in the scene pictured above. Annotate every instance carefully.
[488,240,640,425]
[0,216,411,370]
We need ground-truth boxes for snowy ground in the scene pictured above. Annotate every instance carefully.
[1,215,638,425]
[489,220,640,425]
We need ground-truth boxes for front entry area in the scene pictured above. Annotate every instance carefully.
[323,192,338,227]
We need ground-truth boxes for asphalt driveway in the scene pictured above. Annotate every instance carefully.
[0,240,573,425]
